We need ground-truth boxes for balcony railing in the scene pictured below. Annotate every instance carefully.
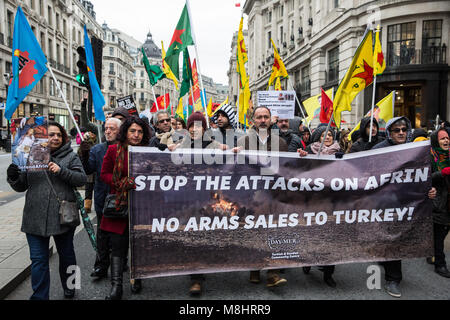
[49,59,56,68]
[109,86,116,91]
[422,45,447,64]
[109,71,116,75]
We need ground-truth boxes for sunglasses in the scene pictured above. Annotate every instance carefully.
[391,127,407,133]
[158,119,171,124]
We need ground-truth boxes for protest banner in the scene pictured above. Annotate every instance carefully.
[257,91,296,119]
[129,141,432,279]
[116,95,138,116]
[11,116,49,171]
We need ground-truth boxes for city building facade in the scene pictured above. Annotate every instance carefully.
[0,0,104,132]
[101,22,134,112]
[243,0,450,128]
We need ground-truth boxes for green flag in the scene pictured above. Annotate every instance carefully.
[180,48,193,98]
[165,4,194,80]
[142,47,166,86]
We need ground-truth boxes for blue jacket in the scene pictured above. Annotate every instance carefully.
[82,141,112,214]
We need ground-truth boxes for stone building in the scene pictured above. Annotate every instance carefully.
[242,0,450,128]
[101,22,134,112]
[0,0,104,131]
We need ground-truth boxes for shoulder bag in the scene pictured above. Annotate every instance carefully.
[45,172,80,228]
[102,193,128,219]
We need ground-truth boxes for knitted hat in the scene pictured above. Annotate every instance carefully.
[187,112,207,131]
[112,107,131,119]
[211,104,237,128]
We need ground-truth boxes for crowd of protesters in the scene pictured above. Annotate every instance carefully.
[6,102,450,300]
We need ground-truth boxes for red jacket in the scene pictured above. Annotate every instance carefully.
[100,144,128,235]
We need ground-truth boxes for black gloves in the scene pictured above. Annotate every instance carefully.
[334,151,345,159]
[156,142,168,151]
[7,163,20,181]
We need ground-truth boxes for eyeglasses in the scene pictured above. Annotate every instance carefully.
[158,119,171,124]
[391,127,408,133]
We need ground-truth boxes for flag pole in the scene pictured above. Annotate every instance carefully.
[185,0,209,128]
[368,75,377,143]
[48,65,84,141]
[151,85,158,110]
[287,77,309,127]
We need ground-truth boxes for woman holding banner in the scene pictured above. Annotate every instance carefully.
[172,112,227,295]
[100,117,151,300]
[429,128,450,278]
[298,125,342,287]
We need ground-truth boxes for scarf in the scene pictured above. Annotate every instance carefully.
[309,141,341,155]
[431,146,450,172]
[112,143,135,211]
[156,129,175,146]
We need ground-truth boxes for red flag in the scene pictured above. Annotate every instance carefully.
[319,88,336,127]
[151,93,170,112]
[235,3,241,7]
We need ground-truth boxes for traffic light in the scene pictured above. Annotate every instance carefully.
[76,46,89,88]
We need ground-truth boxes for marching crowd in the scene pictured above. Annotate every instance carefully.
[5,103,450,300]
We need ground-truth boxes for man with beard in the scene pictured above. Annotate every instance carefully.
[210,104,242,148]
[276,118,304,152]
[349,117,384,153]
[236,106,288,288]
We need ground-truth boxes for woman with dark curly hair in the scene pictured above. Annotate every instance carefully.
[100,117,151,300]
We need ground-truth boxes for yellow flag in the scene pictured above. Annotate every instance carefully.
[333,29,374,128]
[161,41,179,90]
[268,39,289,87]
[175,97,184,120]
[237,17,250,125]
[206,98,213,117]
[275,77,282,90]
[373,26,386,76]
[348,91,395,141]
[302,89,333,125]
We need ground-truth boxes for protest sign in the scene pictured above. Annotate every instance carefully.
[257,91,295,119]
[129,141,432,279]
[116,95,138,116]
[11,116,49,171]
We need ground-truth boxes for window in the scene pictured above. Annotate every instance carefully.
[109,63,114,73]
[141,81,144,89]
[140,92,145,100]
[40,32,45,52]
[267,31,272,51]
[48,39,53,60]
[63,19,67,37]
[301,65,310,94]
[55,13,60,30]
[387,22,416,66]
[109,79,115,89]
[50,79,54,96]
[109,47,114,56]
[48,6,52,26]
[7,10,13,47]
[39,0,44,15]
[422,20,443,64]
[140,71,144,77]
[328,46,339,82]
[280,26,284,46]
[63,48,67,67]
[5,61,12,74]
[56,43,60,64]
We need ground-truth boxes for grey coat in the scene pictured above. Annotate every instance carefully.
[7,142,87,237]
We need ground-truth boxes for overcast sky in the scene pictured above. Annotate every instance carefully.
[92,0,247,85]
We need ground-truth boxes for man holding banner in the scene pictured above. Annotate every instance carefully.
[372,116,437,298]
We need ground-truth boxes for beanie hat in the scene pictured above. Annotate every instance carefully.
[112,107,131,119]
[187,112,207,131]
